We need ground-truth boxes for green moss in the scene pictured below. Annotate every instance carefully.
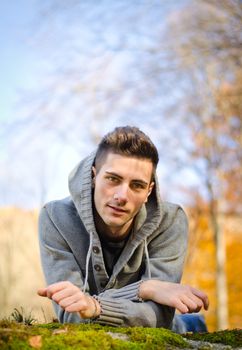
[184,329,242,348]
[1,322,241,349]
[123,327,188,349]
[0,322,190,349]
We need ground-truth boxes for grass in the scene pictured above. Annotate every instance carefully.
[10,308,37,326]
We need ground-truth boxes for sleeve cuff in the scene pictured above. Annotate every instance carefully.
[98,280,143,301]
[91,281,144,326]
[92,298,126,326]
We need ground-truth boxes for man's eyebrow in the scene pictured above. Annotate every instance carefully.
[132,179,149,186]
[105,171,148,186]
[105,171,123,179]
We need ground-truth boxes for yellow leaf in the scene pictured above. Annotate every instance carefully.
[29,335,42,349]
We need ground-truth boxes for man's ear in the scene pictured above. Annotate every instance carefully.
[144,182,154,203]
[92,166,96,188]
[92,166,96,178]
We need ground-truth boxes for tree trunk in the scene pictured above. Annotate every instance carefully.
[209,198,229,329]
[215,222,228,330]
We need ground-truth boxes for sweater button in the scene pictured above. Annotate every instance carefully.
[92,246,100,254]
[94,264,101,271]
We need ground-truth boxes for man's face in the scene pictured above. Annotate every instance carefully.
[92,152,154,239]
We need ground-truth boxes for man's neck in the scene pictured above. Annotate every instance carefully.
[93,208,133,243]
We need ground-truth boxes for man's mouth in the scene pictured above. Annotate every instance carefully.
[107,205,128,213]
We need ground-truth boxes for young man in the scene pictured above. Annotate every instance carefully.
[38,126,209,328]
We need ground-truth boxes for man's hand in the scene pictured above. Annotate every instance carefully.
[37,281,100,319]
[139,280,209,314]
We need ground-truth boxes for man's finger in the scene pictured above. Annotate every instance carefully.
[37,288,47,297]
[41,281,75,299]
[186,293,204,312]
[173,299,189,314]
[58,294,81,309]
[65,300,88,313]
[37,282,70,299]
[191,287,209,310]
[51,286,80,303]
[181,295,201,313]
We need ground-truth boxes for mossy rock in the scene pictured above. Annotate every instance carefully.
[185,329,242,349]
[0,321,241,349]
[0,321,187,350]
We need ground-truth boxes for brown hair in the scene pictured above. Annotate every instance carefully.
[94,126,159,177]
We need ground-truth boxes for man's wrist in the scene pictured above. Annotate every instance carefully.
[89,296,99,319]
[91,296,101,318]
[138,280,154,301]
[78,295,101,319]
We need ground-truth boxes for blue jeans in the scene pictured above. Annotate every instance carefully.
[172,314,208,333]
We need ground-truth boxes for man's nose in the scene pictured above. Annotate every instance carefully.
[114,185,129,204]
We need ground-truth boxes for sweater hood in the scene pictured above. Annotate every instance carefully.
[68,151,164,238]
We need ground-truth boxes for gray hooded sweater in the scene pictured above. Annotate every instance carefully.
[38,152,188,327]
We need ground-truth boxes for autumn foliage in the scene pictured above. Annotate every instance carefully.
[182,203,242,331]
[0,206,241,330]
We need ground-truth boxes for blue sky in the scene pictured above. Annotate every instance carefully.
[0,0,201,208]
[0,0,40,122]
[0,0,187,125]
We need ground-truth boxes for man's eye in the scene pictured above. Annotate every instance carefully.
[107,176,118,182]
[132,183,145,190]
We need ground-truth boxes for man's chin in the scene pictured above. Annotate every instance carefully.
[104,219,126,228]
[103,215,132,228]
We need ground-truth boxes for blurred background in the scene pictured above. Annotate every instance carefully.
[0,0,241,331]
